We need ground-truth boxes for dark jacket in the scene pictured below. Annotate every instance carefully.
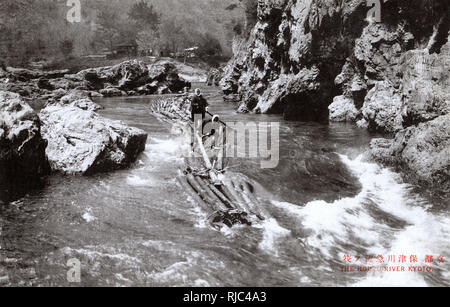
[190,95,209,113]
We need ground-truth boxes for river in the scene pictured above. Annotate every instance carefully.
[0,84,449,287]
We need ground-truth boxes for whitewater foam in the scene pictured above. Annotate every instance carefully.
[256,218,291,255]
[82,208,96,223]
[144,137,187,163]
[126,175,155,186]
[270,154,450,286]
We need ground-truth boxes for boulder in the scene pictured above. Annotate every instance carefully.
[49,78,83,91]
[137,81,159,95]
[44,88,68,102]
[0,91,49,200]
[328,96,359,122]
[99,87,124,97]
[147,63,167,81]
[39,105,148,175]
[1,82,35,98]
[149,62,190,93]
[75,60,190,95]
[5,67,69,81]
[59,89,93,104]
[206,68,223,86]
[370,114,450,188]
[37,78,55,91]
[116,60,149,90]
[361,81,404,133]
[46,89,103,112]
[83,70,106,90]
[399,49,450,126]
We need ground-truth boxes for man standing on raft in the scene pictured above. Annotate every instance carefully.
[190,88,209,123]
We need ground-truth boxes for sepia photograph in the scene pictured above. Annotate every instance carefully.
[0,0,449,291]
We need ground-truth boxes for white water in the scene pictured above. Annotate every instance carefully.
[141,132,450,286]
[270,154,450,286]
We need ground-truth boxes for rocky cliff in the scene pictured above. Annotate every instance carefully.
[221,0,449,188]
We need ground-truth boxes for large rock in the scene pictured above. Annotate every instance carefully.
[361,81,404,133]
[399,49,450,127]
[99,87,125,97]
[47,89,103,112]
[136,81,159,95]
[5,67,69,81]
[0,91,49,200]
[49,78,84,91]
[39,105,148,175]
[149,62,191,93]
[370,115,450,188]
[3,60,191,102]
[75,60,190,94]
[206,68,223,86]
[328,96,359,122]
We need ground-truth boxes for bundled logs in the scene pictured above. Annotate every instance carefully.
[150,96,191,123]
[151,96,266,229]
[178,171,264,229]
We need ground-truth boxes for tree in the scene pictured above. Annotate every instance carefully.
[198,33,223,57]
[128,0,160,31]
[225,0,258,36]
[0,0,59,65]
[60,39,74,57]
[95,8,121,50]
[157,18,185,53]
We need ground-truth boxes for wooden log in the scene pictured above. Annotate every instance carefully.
[217,185,241,211]
[194,128,213,170]
[238,194,262,222]
[227,179,252,211]
[186,174,217,209]
[195,176,229,212]
[161,110,178,120]
[195,133,220,183]
[177,176,211,212]
[238,182,265,220]
[239,187,260,217]
[216,126,224,171]
[242,182,266,213]
[208,183,234,209]
[222,178,251,213]
[178,176,230,229]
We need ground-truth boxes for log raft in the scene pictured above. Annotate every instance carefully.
[150,96,265,229]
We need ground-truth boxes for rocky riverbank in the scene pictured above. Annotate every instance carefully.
[0,60,191,104]
[0,59,195,200]
[0,89,149,200]
[220,0,449,189]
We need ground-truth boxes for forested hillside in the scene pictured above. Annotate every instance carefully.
[0,0,246,66]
